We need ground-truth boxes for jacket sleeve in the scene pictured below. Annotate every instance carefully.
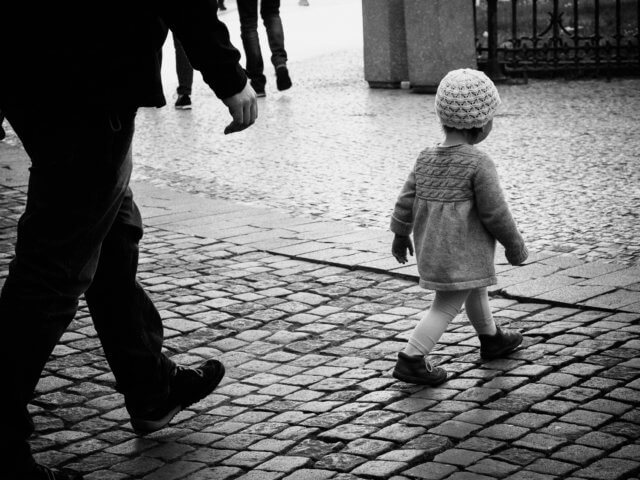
[158,0,247,99]
[390,167,417,236]
[474,155,528,265]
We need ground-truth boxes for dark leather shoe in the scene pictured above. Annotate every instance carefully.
[479,327,523,360]
[276,66,292,91]
[129,359,225,434]
[392,352,447,386]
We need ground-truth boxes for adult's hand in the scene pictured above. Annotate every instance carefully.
[222,82,258,134]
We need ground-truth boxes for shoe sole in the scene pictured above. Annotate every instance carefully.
[392,369,447,386]
[131,404,182,434]
[131,361,225,434]
[480,335,523,360]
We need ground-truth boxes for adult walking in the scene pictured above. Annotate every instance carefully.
[0,1,257,479]
[237,0,292,96]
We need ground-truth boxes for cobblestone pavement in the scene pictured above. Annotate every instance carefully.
[1,181,639,480]
[2,0,639,265]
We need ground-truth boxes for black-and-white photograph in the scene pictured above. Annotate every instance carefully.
[1,0,638,479]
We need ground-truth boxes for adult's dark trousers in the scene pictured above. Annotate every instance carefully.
[0,105,175,476]
[237,0,288,89]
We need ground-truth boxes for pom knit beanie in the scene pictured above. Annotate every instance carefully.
[435,69,501,129]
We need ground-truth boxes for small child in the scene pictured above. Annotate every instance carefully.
[390,68,528,386]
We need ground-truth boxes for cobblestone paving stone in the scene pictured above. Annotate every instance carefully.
[1,185,639,480]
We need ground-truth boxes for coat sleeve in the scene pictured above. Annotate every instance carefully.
[158,0,247,99]
[474,156,528,265]
[390,167,417,236]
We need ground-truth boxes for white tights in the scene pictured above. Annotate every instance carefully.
[404,287,497,357]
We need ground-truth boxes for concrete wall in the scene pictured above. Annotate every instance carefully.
[362,0,476,92]
[404,0,477,92]
[362,0,409,88]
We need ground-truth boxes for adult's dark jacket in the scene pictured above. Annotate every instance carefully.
[0,0,247,109]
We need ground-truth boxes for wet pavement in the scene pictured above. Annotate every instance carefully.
[1,0,639,479]
[2,0,639,266]
[136,0,640,266]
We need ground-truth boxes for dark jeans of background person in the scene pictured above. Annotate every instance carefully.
[173,37,193,96]
[0,106,175,475]
[237,0,288,90]
[0,109,5,140]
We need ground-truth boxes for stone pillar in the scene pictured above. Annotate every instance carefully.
[362,0,409,88]
[404,0,477,93]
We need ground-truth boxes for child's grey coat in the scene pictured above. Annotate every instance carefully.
[391,144,528,291]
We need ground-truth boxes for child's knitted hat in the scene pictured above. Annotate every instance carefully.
[435,68,501,129]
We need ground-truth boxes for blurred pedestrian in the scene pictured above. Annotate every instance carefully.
[0,109,5,140]
[390,69,528,386]
[0,2,257,479]
[218,0,227,10]
[237,0,292,96]
[172,36,194,109]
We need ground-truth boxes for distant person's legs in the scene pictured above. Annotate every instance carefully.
[0,109,5,140]
[218,0,227,10]
[260,0,292,91]
[173,36,194,109]
[237,0,266,96]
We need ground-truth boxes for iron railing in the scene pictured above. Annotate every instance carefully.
[474,0,640,79]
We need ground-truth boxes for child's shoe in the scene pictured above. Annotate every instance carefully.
[392,352,447,386]
[479,327,523,360]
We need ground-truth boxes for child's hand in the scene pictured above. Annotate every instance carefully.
[392,235,414,264]
[506,245,529,266]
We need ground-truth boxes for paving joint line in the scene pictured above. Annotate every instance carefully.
[152,222,639,317]
[260,247,635,316]
[495,291,629,315]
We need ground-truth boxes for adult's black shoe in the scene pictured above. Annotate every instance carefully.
[129,359,225,434]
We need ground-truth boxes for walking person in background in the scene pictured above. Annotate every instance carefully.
[0,1,257,479]
[390,69,528,386]
[237,0,292,97]
[218,0,227,10]
[172,36,195,109]
[0,109,5,140]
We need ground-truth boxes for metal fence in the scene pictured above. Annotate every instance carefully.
[474,0,640,79]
